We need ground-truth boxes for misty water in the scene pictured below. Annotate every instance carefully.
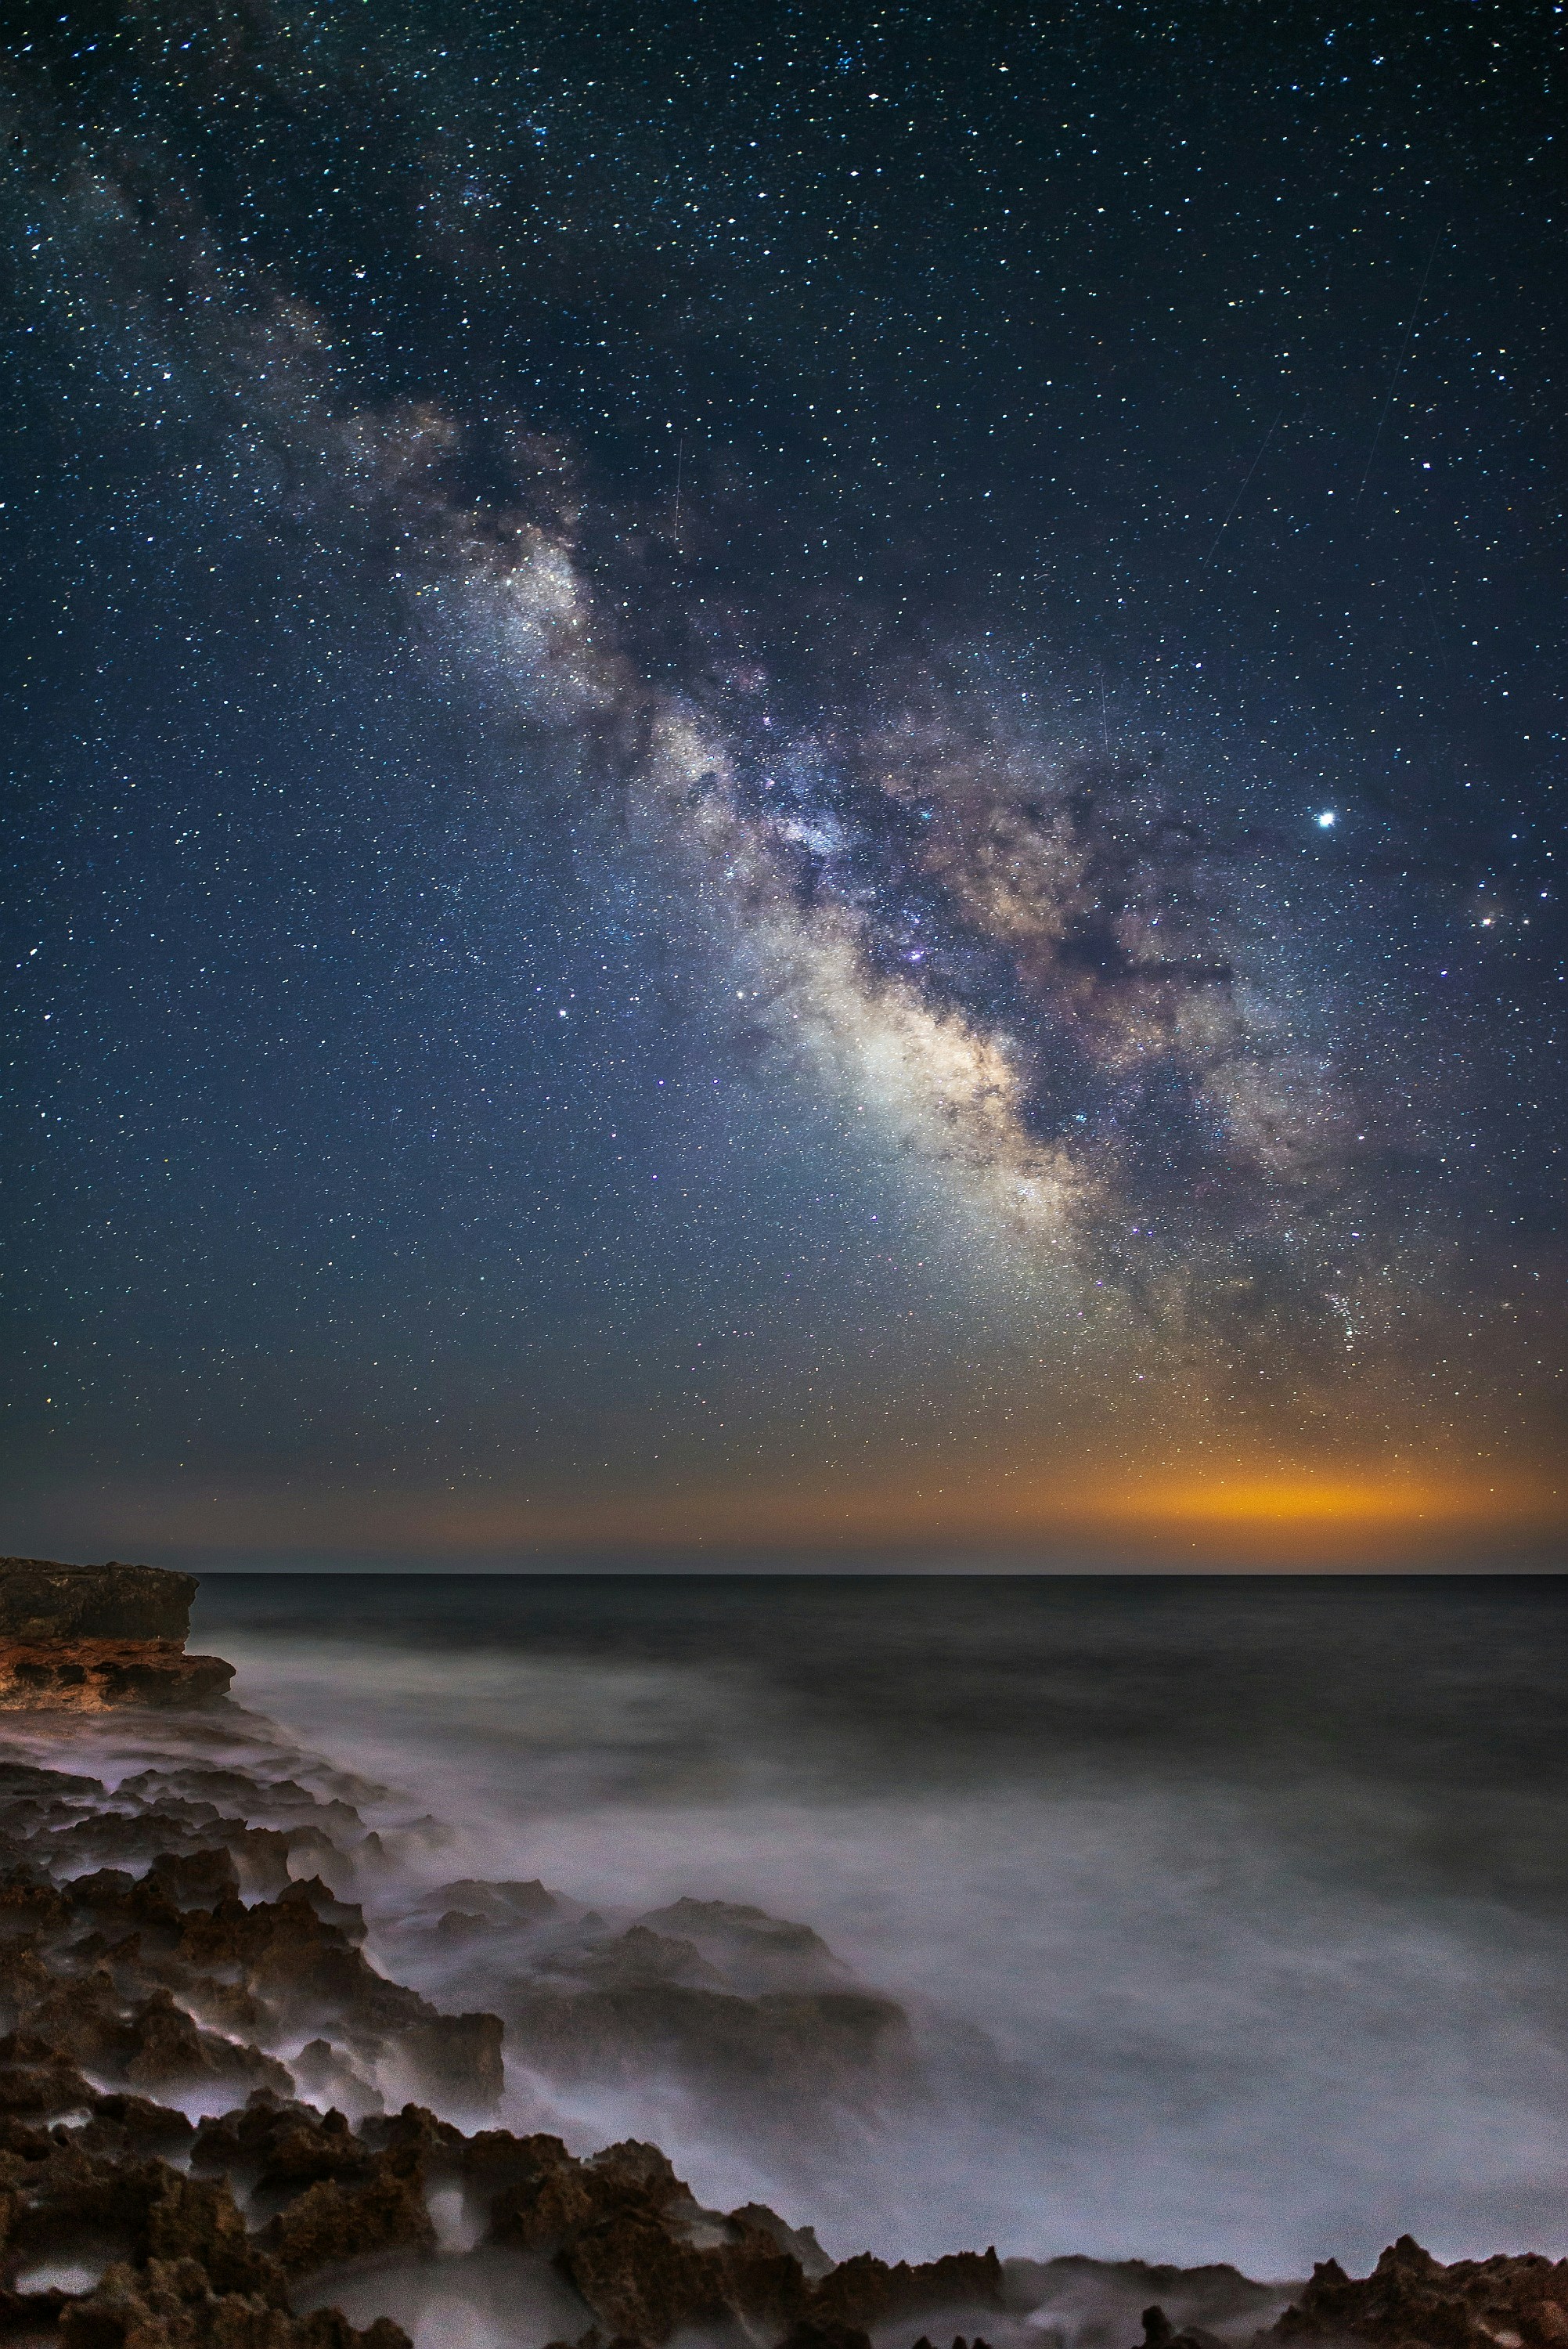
[164,1573,1568,2289]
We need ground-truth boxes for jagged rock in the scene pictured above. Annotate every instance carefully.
[166,1881,504,2106]
[808,2247,1005,2330]
[22,1969,290,2098]
[0,2027,96,2113]
[0,1937,57,2032]
[260,2142,434,2277]
[731,2202,834,2281]
[0,1726,1554,2349]
[145,2170,287,2297]
[193,2095,370,2188]
[485,2127,997,2345]
[57,2257,413,2348]
[0,1875,73,1935]
[550,2160,813,2342]
[488,2131,613,2247]
[562,2209,738,2340]
[362,2102,468,2164]
[287,2039,384,2115]
[1269,2236,1568,2349]
[75,2094,196,2159]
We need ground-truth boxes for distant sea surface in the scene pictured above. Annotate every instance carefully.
[190,1574,1568,2279]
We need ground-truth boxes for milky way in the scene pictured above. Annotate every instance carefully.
[2,1,1562,1554]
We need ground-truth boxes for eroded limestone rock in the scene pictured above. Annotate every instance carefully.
[0,1558,232,1711]
[0,1562,197,1643]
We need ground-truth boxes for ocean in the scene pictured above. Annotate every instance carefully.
[160,1571,1568,2286]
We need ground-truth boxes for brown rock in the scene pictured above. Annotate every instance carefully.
[76,2094,196,2160]
[808,2247,1005,2329]
[0,1560,196,1642]
[1271,2237,1568,2349]
[363,2102,468,2164]
[0,1640,234,1712]
[562,2206,733,2340]
[0,1560,232,1711]
[261,2142,434,2278]
[484,2132,810,2342]
[1140,2306,1226,2349]
[0,1875,73,1935]
[22,1968,290,2098]
[145,2169,288,2299]
[0,2027,96,2113]
[193,2095,369,2192]
[58,2256,413,2349]
[488,2138,604,2250]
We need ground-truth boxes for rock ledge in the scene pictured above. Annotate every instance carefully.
[0,1557,232,1709]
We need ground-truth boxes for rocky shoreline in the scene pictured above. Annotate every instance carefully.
[1,1751,1562,2349]
[0,1564,1561,2349]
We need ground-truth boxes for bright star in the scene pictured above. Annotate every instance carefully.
[1316,810,1336,828]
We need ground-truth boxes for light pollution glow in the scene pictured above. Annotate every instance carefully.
[27,1460,1563,1570]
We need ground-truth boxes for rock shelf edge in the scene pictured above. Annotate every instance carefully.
[0,1559,232,1712]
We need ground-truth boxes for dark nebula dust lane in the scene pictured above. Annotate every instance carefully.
[1,0,1563,1558]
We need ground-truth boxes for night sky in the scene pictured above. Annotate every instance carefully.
[3,0,1563,1566]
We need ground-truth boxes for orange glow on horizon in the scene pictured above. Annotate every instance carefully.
[1064,1469,1563,1561]
[27,1455,1565,1569]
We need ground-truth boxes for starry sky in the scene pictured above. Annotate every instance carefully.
[2,0,1563,1567]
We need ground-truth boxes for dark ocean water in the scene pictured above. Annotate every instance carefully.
[187,1574,1568,2279]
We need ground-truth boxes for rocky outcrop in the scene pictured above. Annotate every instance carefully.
[0,1762,506,2115]
[380,1864,928,2163]
[0,1742,1556,2349]
[477,2131,1004,2344]
[0,1560,198,1642]
[0,1640,234,1711]
[1265,2235,1568,2349]
[57,2261,413,2349]
[0,1558,232,1710]
[0,1745,1023,2349]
